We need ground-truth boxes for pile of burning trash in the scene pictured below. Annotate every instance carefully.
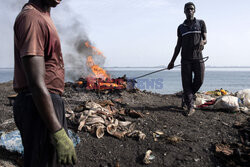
[64,41,144,139]
[65,100,146,140]
[73,75,129,91]
[65,41,137,92]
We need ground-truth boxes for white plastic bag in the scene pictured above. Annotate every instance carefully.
[194,93,215,107]
[236,89,250,98]
[236,89,250,107]
[213,96,239,112]
[195,97,206,106]
[243,93,250,107]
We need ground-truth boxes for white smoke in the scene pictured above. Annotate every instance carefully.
[53,1,106,80]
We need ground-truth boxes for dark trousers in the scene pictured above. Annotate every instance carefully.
[181,60,205,109]
[13,92,69,167]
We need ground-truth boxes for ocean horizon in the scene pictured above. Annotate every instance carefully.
[1,67,250,94]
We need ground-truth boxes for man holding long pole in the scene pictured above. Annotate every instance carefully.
[168,2,207,116]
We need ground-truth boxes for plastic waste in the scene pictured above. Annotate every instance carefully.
[0,129,80,155]
[213,95,239,112]
[205,88,228,96]
[195,93,216,107]
[236,89,250,108]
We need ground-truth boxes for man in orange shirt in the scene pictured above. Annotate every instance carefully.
[13,0,77,166]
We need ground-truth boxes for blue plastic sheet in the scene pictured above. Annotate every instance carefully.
[0,129,80,155]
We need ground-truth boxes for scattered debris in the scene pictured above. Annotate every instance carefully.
[194,158,200,162]
[166,135,183,144]
[113,98,123,103]
[0,160,16,167]
[215,144,234,156]
[66,101,145,140]
[127,130,146,140]
[0,118,14,126]
[126,109,144,118]
[153,130,164,141]
[143,150,155,164]
[98,100,115,107]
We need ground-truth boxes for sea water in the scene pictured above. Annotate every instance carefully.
[1,67,250,94]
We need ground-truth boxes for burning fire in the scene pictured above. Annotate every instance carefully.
[76,42,126,90]
[86,56,110,80]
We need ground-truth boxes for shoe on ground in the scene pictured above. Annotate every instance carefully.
[187,108,195,116]
[181,97,187,110]
[182,104,188,110]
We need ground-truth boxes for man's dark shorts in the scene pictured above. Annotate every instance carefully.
[13,92,69,167]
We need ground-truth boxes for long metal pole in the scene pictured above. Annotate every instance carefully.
[133,56,209,80]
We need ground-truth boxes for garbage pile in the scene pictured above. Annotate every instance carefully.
[195,89,250,114]
[65,100,146,140]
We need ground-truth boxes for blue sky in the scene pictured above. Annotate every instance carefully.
[1,0,250,68]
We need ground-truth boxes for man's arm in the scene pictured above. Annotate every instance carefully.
[22,56,77,164]
[202,33,207,45]
[167,37,182,70]
[21,56,62,133]
[199,20,207,51]
[198,33,207,51]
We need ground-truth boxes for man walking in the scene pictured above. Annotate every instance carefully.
[167,2,207,116]
[13,0,77,166]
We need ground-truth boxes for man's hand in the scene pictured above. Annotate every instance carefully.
[167,61,175,70]
[51,128,77,165]
[198,40,205,51]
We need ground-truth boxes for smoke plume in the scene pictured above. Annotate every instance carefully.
[1,0,106,81]
[53,1,106,81]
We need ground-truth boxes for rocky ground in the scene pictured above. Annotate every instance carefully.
[0,81,249,167]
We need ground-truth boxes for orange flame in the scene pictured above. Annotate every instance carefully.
[85,42,110,80]
[84,41,126,91]
[86,56,110,80]
[77,81,83,85]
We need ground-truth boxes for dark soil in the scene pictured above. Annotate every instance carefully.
[0,81,249,167]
